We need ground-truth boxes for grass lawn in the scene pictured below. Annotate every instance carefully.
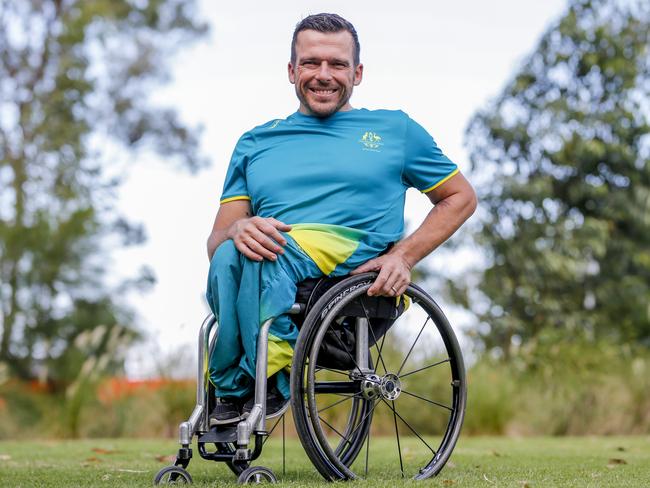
[0,436,648,487]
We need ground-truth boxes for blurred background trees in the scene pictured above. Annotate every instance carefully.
[0,0,207,389]
[453,0,650,357]
[1,0,649,438]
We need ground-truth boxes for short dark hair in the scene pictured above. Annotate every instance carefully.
[291,13,361,66]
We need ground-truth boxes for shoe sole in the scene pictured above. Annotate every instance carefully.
[242,399,290,420]
[208,414,245,427]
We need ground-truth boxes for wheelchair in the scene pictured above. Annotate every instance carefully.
[154,272,466,484]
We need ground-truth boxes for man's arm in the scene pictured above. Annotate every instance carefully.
[351,172,477,296]
[207,200,291,261]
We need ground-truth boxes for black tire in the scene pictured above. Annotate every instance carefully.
[290,273,466,481]
[154,465,193,484]
[237,466,277,484]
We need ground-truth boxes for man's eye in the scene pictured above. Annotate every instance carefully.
[302,61,318,67]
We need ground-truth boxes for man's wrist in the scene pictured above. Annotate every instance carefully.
[388,246,415,270]
[225,218,244,240]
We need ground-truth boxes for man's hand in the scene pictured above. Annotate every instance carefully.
[207,200,292,261]
[228,216,291,262]
[350,252,412,296]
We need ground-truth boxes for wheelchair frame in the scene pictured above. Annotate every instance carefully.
[154,273,466,484]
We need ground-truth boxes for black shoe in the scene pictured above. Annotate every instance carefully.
[242,387,289,418]
[209,398,243,426]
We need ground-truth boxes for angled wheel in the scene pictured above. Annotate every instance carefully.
[154,465,193,484]
[291,273,466,481]
[237,466,277,484]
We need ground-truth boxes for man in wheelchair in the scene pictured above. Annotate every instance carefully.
[205,13,476,426]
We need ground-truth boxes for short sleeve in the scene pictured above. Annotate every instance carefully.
[402,115,459,193]
[219,132,255,204]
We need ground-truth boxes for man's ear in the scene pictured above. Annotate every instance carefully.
[288,62,296,84]
[353,63,364,86]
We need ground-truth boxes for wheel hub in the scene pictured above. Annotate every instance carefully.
[360,372,402,400]
[361,374,381,400]
[380,373,401,400]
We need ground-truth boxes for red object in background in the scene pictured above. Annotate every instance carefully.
[97,377,193,404]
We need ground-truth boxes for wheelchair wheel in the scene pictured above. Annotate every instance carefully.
[154,465,193,484]
[290,273,466,481]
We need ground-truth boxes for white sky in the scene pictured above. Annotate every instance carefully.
[117,0,567,377]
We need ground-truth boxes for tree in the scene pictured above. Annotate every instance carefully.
[454,0,650,356]
[0,0,207,385]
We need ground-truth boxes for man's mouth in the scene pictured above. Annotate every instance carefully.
[308,87,338,96]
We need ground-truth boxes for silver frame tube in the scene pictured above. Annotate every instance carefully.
[237,316,274,446]
[179,314,217,445]
[355,317,369,371]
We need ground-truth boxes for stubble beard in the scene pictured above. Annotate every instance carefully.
[297,84,351,118]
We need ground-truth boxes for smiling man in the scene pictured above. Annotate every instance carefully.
[205,13,477,425]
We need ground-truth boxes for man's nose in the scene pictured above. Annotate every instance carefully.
[315,61,332,81]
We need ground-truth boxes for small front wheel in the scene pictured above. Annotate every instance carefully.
[237,466,277,484]
[154,465,193,485]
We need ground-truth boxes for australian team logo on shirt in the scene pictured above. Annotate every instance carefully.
[359,131,383,152]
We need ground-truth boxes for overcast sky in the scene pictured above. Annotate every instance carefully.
[116,0,568,377]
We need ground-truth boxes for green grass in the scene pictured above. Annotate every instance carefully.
[0,436,648,487]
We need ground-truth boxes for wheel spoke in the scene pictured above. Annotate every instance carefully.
[375,321,388,375]
[328,323,365,377]
[318,415,350,443]
[391,400,404,478]
[382,398,437,456]
[261,415,284,446]
[399,358,450,379]
[317,392,361,413]
[364,415,371,477]
[400,388,453,411]
[343,399,378,444]
[397,316,430,376]
[315,366,352,377]
[318,399,378,449]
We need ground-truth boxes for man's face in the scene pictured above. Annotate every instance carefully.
[288,30,363,117]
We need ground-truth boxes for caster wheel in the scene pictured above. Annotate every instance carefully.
[237,466,277,484]
[154,465,193,484]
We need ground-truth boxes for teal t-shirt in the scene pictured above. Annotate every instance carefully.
[219,108,458,275]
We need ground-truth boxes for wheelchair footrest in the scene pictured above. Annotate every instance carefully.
[198,426,237,444]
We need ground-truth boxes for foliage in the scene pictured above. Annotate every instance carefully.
[0,376,196,439]
[463,339,650,436]
[452,0,650,355]
[0,1,207,385]
[1,340,648,440]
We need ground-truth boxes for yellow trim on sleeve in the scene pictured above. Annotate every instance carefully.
[421,168,460,194]
[219,195,251,204]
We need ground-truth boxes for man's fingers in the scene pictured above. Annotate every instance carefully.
[256,220,289,247]
[350,259,377,275]
[392,276,409,296]
[371,267,410,297]
[261,225,288,248]
[268,218,292,232]
[250,228,285,254]
[377,269,401,297]
[233,240,264,262]
[367,266,391,296]
[243,236,277,261]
